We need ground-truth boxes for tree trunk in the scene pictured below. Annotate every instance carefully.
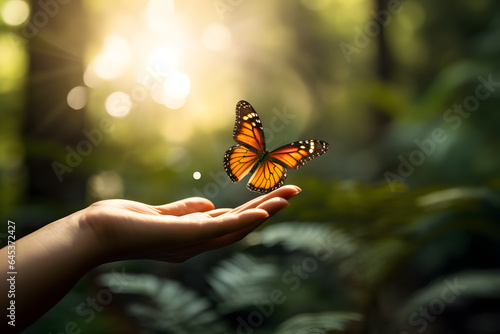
[369,0,392,141]
[23,0,88,222]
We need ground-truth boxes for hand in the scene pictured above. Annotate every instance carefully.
[82,185,301,263]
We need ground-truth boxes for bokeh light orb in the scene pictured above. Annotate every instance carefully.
[1,0,29,26]
[67,86,88,110]
[105,91,132,118]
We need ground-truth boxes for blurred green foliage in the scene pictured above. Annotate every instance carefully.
[1,0,500,333]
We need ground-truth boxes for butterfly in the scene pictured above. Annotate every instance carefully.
[223,100,330,194]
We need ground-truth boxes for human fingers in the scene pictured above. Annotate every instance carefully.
[255,197,290,217]
[205,208,232,218]
[157,212,268,261]
[203,185,300,218]
[206,192,293,219]
[153,197,215,216]
[185,197,290,251]
[214,197,289,243]
[230,185,300,214]
[129,207,269,248]
[135,200,287,262]
[186,208,269,241]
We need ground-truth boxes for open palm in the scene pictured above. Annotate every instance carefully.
[82,185,301,263]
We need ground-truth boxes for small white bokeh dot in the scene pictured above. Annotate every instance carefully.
[193,171,201,180]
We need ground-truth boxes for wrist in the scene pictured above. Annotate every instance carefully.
[78,203,126,264]
[72,207,112,267]
[49,208,106,270]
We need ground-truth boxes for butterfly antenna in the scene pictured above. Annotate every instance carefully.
[269,139,288,151]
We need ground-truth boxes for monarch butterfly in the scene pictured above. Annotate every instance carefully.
[223,100,330,194]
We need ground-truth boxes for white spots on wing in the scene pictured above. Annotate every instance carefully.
[309,141,315,154]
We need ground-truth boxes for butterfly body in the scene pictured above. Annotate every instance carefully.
[249,150,269,173]
[223,100,329,194]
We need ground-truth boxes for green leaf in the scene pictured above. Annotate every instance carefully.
[397,270,500,329]
[252,222,357,258]
[274,311,362,334]
[98,273,227,334]
[207,253,280,312]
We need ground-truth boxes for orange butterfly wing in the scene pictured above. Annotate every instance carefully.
[232,100,266,152]
[269,140,330,170]
[224,100,265,183]
[246,140,330,194]
[247,158,287,194]
[223,144,260,182]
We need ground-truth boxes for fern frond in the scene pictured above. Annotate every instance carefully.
[207,253,280,312]
[396,269,500,330]
[98,273,226,334]
[251,222,356,258]
[274,311,362,334]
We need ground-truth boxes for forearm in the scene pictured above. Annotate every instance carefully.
[1,209,100,332]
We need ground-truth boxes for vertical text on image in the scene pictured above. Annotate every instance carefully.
[6,220,17,327]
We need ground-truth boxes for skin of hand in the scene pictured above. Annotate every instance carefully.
[0,185,300,332]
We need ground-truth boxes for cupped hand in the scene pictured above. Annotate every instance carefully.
[81,185,301,263]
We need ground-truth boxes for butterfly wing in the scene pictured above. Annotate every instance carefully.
[247,157,287,194]
[224,100,266,184]
[232,100,266,152]
[223,144,260,183]
[269,140,330,170]
[246,140,329,194]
